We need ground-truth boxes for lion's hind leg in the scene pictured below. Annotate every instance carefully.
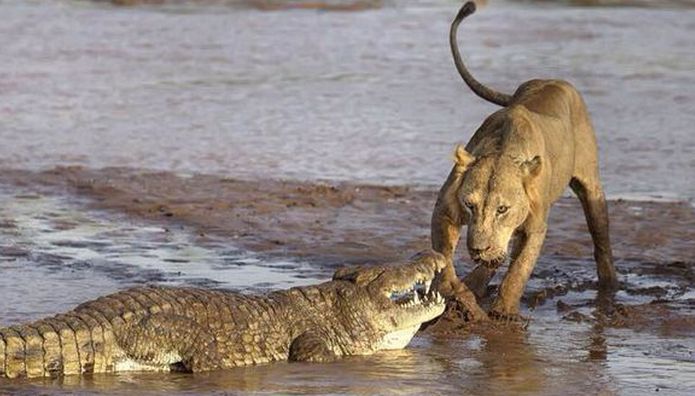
[569,173,619,291]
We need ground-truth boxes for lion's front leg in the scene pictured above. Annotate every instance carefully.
[430,236,488,322]
[431,212,463,293]
[431,214,488,322]
[490,227,547,317]
[430,165,468,295]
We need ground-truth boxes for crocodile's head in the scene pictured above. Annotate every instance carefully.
[332,250,447,352]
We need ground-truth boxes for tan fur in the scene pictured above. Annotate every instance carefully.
[432,3,618,318]
[433,80,619,317]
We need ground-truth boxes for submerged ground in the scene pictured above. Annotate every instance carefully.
[1,0,694,394]
[1,168,694,395]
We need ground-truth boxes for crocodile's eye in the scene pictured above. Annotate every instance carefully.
[463,200,474,210]
[497,205,509,215]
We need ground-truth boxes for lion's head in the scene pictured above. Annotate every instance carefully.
[453,145,542,265]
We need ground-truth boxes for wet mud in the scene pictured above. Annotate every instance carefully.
[0,177,324,326]
[519,0,695,8]
[5,166,693,267]
[1,167,694,394]
[1,0,693,392]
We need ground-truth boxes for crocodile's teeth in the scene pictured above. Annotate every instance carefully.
[425,280,431,294]
[413,291,419,304]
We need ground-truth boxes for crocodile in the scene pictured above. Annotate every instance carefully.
[0,250,446,379]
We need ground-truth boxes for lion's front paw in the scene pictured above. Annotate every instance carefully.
[450,282,489,322]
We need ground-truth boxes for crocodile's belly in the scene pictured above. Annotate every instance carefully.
[111,346,181,373]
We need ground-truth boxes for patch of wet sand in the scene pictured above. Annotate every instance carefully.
[4,166,693,266]
[1,166,695,393]
[4,166,695,329]
[0,184,327,326]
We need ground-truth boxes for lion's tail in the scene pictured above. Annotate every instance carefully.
[450,2,512,107]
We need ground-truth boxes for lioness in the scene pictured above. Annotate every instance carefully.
[432,1,618,320]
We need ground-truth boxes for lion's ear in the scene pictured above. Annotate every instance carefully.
[521,156,542,214]
[454,145,475,168]
[520,155,542,178]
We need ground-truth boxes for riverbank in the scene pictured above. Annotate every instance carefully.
[1,167,694,394]
[3,166,693,268]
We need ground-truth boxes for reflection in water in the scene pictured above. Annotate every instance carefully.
[587,328,609,361]
[477,332,544,394]
[427,331,544,395]
[585,288,617,361]
[0,187,325,325]
[1,186,695,394]
[0,334,551,395]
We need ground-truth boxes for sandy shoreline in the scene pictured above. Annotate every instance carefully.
[2,166,693,271]
[2,166,695,393]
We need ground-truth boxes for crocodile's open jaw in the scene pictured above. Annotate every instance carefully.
[333,251,447,350]
[377,272,446,350]
[378,281,445,350]
[331,250,448,352]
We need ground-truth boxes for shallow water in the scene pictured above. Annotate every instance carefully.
[1,0,695,394]
[1,183,694,395]
[0,185,324,325]
[0,0,694,200]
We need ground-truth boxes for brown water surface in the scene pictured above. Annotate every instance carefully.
[1,171,694,395]
[1,0,694,394]
[0,0,694,199]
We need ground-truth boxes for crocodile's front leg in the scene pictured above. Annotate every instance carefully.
[116,313,223,372]
[288,332,338,363]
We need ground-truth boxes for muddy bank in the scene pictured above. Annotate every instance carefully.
[2,166,694,271]
[7,166,695,337]
[1,167,695,394]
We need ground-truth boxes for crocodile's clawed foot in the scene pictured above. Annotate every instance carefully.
[489,310,530,330]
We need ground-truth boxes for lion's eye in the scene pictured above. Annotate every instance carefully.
[497,205,509,214]
[463,200,474,209]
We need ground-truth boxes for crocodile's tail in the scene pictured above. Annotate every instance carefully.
[450,1,513,107]
[1,313,115,378]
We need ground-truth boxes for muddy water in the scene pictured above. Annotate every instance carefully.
[1,0,695,394]
[0,0,694,199]
[1,182,694,394]
[0,186,323,326]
